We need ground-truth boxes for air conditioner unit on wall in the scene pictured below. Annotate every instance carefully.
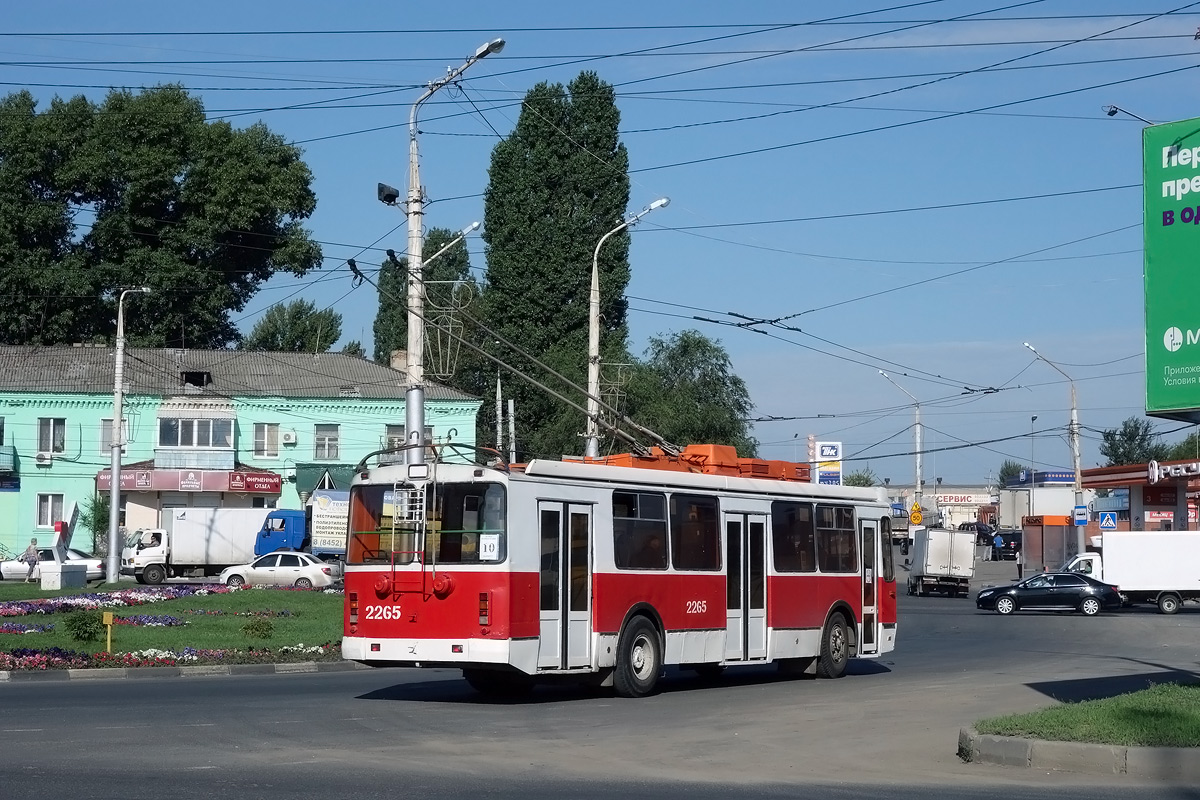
[281,431,297,445]
[34,452,52,465]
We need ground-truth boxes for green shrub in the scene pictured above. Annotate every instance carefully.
[241,617,274,639]
[63,610,105,642]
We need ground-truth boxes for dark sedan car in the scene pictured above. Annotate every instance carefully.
[976,572,1121,616]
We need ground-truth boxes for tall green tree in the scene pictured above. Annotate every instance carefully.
[1166,430,1200,461]
[241,299,341,353]
[1099,417,1170,466]
[372,227,475,366]
[0,86,321,348]
[624,331,758,456]
[341,340,366,359]
[480,72,630,458]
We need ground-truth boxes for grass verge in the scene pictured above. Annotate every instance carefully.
[976,683,1200,748]
[0,583,344,669]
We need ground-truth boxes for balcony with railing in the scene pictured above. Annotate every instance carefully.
[0,444,14,473]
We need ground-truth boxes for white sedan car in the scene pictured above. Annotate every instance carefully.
[0,548,105,582]
[219,551,338,589]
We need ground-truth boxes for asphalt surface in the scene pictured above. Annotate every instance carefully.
[2,548,1198,799]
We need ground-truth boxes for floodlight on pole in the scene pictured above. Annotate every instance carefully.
[879,370,922,517]
[108,287,150,583]
[1024,342,1083,552]
[585,198,670,458]
[400,39,503,466]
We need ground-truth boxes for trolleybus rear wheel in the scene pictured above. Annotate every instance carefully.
[815,612,849,679]
[614,616,661,698]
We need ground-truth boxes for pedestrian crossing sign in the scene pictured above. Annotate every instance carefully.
[1099,512,1117,531]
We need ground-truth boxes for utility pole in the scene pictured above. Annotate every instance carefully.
[403,37,504,466]
[1025,342,1085,555]
[108,287,150,583]
[880,371,922,518]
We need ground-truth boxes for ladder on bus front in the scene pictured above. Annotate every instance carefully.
[384,481,429,596]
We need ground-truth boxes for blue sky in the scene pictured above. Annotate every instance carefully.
[6,0,1198,483]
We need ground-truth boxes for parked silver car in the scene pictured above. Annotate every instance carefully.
[218,551,338,588]
[0,548,105,582]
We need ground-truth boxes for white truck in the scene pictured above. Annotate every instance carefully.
[121,508,271,585]
[1060,531,1200,614]
[906,527,976,598]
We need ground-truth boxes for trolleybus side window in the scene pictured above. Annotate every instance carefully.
[425,483,507,564]
[613,491,668,570]
[669,494,720,571]
[771,501,816,573]
[815,504,857,573]
[880,517,895,582]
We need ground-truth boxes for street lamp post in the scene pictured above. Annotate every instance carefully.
[879,371,922,519]
[1030,414,1038,517]
[108,287,150,583]
[1102,105,1154,125]
[403,37,503,466]
[584,197,669,458]
[1024,342,1084,554]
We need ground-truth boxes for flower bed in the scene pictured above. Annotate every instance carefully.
[112,614,186,627]
[0,585,240,618]
[1,642,342,671]
[0,622,54,635]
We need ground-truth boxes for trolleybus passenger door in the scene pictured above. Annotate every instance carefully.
[537,502,593,670]
[859,520,879,656]
[724,512,768,662]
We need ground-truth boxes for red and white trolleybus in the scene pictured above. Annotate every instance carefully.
[342,444,897,697]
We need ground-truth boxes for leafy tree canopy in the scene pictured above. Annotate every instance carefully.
[1099,417,1170,466]
[0,85,321,348]
[624,330,758,457]
[843,468,879,487]
[998,459,1026,486]
[241,299,341,353]
[341,340,366,359]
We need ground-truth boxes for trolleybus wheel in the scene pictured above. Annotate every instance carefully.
[462,668,533,697]
[614,616,661,698]
[815,613,849,679]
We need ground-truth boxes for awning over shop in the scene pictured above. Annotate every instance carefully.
[96,460,281,493]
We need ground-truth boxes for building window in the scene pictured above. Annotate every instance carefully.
[254,423,280,458]
[314,424,339,460]
[0,416,5,446]
[99,419,129,455]
[158,418,233,448]
[37,493,64,528]
[38,418,66,454]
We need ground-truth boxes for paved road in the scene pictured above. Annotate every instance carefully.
[3,554,1198,799]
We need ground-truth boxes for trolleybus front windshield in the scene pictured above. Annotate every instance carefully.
[346,482,507,566]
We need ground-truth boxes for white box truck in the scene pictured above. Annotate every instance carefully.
[906,527,976,597]
[1060,531,1200,614]
[121,508,271,585]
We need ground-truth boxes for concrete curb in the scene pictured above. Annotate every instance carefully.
[0,660,369,682]
[958,727,1200,781]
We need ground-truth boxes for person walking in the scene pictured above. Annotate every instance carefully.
[20,538,40,583]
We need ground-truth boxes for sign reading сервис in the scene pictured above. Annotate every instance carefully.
[1146,116,1200,422]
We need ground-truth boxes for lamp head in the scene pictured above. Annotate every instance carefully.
[476,38,505,59]
[462,221,482,235]
[138,287,151,294]
[377,182,400,205]
[1023,341,1037,355]
[648,197,670,211]
[1104,105,1119,117]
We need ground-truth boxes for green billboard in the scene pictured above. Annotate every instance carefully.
[1145,116,1200,421]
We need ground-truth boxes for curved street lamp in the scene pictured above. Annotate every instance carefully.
[402,38,504,465]
[108,287,151,583]
[585,198,669,458]
[1024,342,1083,550]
